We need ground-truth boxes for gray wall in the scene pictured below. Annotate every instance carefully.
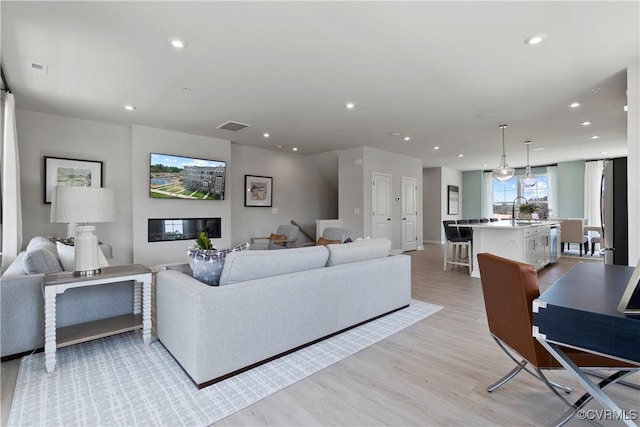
[15,109,134,264]
[230,144,337,245]
[422,167,462,244]
[338,146,423,251]
[131,126,232,266]
[14,109,337,267]
[422,167,442,243]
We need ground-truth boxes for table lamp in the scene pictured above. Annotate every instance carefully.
[50,186,116,276]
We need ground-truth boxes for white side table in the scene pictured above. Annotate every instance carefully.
[43,264,152,373]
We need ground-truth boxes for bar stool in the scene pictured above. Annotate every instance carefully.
[443,220,472,274]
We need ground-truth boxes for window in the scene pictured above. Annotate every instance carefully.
[490,172,551,219]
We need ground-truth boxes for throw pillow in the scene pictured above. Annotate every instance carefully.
[317,237,340,246]
[23,248,63,274]
[56,242,109,271]
[269,233,287,247]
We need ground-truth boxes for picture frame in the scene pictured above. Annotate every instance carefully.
[244,175,273,207]
[44,156,103,204]
[447,185,459,215]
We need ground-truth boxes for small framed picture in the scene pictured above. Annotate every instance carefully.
[447,185,459,215]
[44,156,103,204]
[245,175,273,207]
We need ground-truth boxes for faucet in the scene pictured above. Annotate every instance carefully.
[512,196,529,222]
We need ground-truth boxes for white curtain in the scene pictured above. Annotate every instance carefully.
[482,171,493,218]
[1,92,23,273]
[546,166,558,219]
[584,160,604,227]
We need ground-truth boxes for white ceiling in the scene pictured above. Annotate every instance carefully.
[2,1,638,171]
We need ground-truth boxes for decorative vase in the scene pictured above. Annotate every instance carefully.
[187,242,250,285]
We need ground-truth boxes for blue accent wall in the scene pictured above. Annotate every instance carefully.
[461,161,586,219]
[462,170,483,218]
[556,160,585,218]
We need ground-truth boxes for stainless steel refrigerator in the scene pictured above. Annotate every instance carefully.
[600,157,628,265]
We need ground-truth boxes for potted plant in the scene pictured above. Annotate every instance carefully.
[187,232,224,285]
[518,203,537,220]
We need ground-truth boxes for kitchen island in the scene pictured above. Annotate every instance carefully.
[463,220,561,278]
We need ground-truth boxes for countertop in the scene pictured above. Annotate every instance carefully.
[460,221,560,229]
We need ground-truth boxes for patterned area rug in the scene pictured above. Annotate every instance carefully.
[8,300,442,427]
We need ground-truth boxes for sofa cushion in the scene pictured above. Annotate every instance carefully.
[218,245,329,286]
[325,238,391,266]
[57,242,109,271]
[27,236,57,254]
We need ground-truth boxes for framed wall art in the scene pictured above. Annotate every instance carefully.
[244,175,273,207]
[44,156,103,204]
[447,185,459,215]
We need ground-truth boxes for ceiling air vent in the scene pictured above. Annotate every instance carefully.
[216,121,251,132]
[31,62,48,75]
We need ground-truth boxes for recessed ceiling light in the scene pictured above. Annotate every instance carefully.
[458,154,464,158]
[533,147,545,151]
[345,102,355,109]
[590,135,600,139]
[600,151,608,155]
[263,133,270,138]
[276,144,283,149]
[170,38,186,49]
[403,136,411,141]
[123,105,136,111]
[592,87,601,93]
[482,163,488,167]
[569,102,581,108]
[581,121,592,126]
[624,105,628,112]
[524,33,546,45]
[433,146,440,150]
[292,147,298,152]
[390,132,401,137]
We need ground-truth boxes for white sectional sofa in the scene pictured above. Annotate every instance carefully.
[156,238,411,388]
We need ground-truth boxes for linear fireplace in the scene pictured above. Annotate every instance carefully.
[148,217,221,242]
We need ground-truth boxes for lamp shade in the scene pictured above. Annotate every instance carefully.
[50,186,116,224]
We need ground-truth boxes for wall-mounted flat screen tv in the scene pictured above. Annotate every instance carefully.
[150,153,226,200]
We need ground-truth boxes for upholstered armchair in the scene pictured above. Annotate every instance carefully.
[297,227,352,247]
[318,227,351,244]
[560,218,588,256]
[250,225,300,250]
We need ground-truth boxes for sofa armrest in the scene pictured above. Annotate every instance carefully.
[156,270,209,377]
[1,273,47,357]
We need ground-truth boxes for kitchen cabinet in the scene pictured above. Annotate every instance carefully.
[466,221,558,278]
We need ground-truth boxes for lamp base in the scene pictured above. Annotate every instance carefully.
[73,225,102,276]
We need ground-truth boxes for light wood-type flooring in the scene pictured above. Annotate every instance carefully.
[2,245,638,426]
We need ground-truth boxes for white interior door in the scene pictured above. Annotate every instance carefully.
[402,176,418,251]
[372,173,391,240]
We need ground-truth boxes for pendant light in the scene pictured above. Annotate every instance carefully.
[492,124,515,182]
[521,140,537,187]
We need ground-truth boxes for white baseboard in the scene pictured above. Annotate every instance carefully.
[423,240,443,245]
